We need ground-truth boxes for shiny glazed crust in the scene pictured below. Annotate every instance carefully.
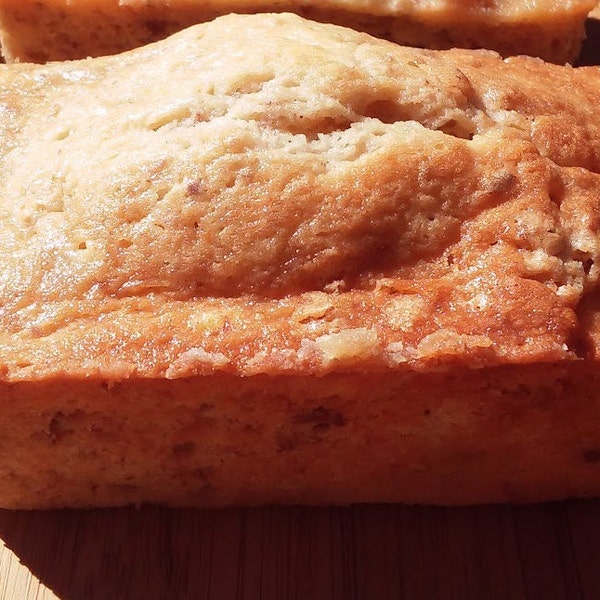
[1,14,600,507]
[0,0,596,63]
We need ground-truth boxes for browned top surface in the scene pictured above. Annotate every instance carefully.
[1,13,600,381]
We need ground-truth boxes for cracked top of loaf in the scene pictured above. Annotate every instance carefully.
[1,13,600,381]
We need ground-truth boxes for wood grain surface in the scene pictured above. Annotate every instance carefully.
[0,501,599,599]
[2,17,600,600]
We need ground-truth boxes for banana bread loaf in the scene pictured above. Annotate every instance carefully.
[0,0,595,63]
[1,13,600,508]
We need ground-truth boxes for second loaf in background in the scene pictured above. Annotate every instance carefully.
[0,0,596,63]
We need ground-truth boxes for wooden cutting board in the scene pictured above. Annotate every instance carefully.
[1,501,599,599]
[2,18,600,600]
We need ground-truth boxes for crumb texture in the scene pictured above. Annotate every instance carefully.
[1,13,600,380]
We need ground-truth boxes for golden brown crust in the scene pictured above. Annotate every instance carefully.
[0,15,600,380]
[0,0,595,63]
[1,14,600,383]
[1,15,600,507]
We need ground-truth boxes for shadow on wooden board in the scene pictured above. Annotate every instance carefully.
[577,19,600,66]
[0,501,599,600]
[579,17,600,65]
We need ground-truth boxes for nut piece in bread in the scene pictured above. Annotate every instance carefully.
[1,14,600,508]
[0,0,596,63]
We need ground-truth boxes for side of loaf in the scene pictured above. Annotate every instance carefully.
[3,365,600,508]
[1,13,600,508]
[0,0,595,63]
